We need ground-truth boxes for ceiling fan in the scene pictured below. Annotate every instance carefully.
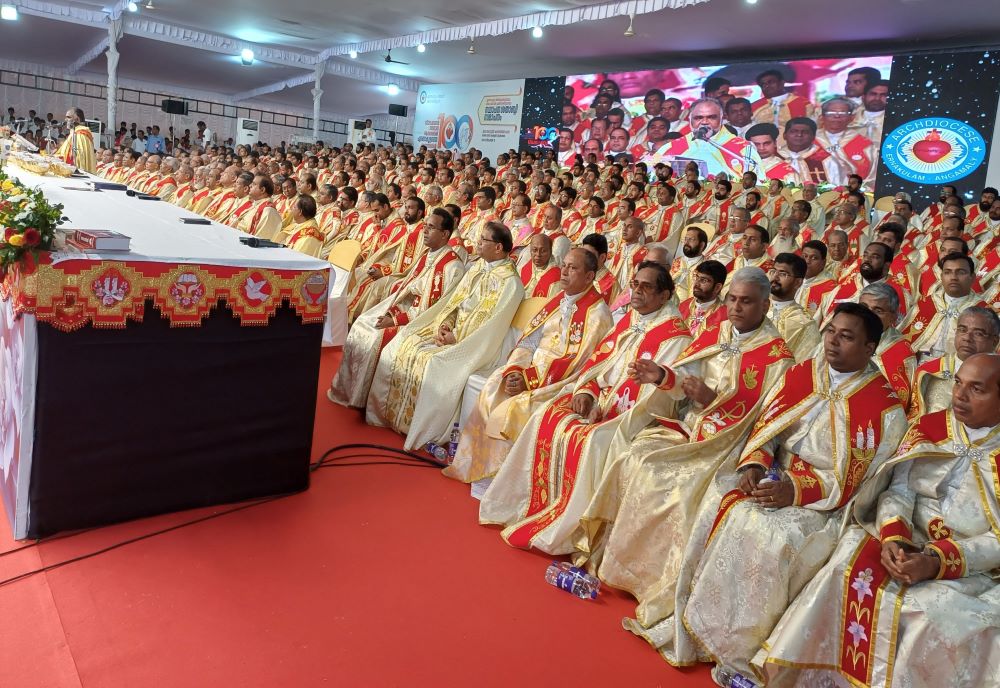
[384,51,409,65]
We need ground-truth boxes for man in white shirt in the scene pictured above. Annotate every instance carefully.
[360,119,377,145]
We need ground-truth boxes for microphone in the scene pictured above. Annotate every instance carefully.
[693,125,712,141]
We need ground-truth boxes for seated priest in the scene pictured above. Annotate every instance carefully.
[767,252,820,362]
[859,282,918,414]
[911,306,1000,418]
[279,195,324,258]
[580,233,619,304]
[444,247,612,484]
[329,208,465,409]
[519,234,562,298]
[796,239,839,318]
[234,175,282,240]
[677,259,727,338]
[756,353,1000,688]
[631,302,905,683]
[478,261,692,554]
[573,267,793,632]
[346,196,426,321]
[365,222,524,450]
[902,252,985,361]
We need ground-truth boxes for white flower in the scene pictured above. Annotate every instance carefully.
[847,620,868,647]
[851,567,874,601]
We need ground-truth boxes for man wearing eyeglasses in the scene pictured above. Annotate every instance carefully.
[367,222,523,451]
[447,247,611,485]
[910,306,1000,419]
[480,261,693,554]
[816,97,875,187]
[331,208,466,410]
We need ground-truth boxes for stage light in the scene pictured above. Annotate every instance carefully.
[386,83,399,96]
[467,38,476,55]
[1,4,18,20]
[746,0,758,4]
[349,49,358,59]
[240,48,254,65]
[624,13,635,37]
[126,1,138,12]
[417,43,426,53]
[531,26,543,38]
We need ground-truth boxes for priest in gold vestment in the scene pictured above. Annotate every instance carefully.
[445,248,612,484]
[910,307,1000,419]
[366,222,524,450]
[573,267,793,620]
[478,262,693,554]
[766,252,820,362]
[756,354,1000,688]
[55,107,95,173]
[330,209,465,409]
[630,303,905,685]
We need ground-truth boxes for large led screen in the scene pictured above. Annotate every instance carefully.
[562,57,892,189]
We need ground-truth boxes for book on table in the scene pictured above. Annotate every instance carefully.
[66,229,132,252]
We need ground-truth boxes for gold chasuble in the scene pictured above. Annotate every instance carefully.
[331,246,465,409]
[630,358,904,679]
[366,258,523,450]
[757,409,1000,688]
[444,286,612,484]
[478,302,692,554]
[767,300,821,363]
[574,319,792,615]
[55,125,96,173]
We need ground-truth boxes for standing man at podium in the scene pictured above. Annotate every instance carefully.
[55,107,95,173]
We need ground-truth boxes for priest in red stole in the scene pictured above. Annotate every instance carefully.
[519,234,562,298]
[572,267,793,630]
[445,248,612,484]
[624,303,905,682]
[756,354,1000,688]
[329,209,465,408]
[478,262,692,554]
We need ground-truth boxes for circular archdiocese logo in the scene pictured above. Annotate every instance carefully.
[881,117,986,184]
[419,90,427,104]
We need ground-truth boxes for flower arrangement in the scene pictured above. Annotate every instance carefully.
[0,167,65,277]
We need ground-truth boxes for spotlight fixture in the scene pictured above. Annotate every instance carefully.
[240,48,254,65]
[348,49,358,59]
[746,0,758,4]
[1,4,18,20]
[531,26,543,38]
[126,1,138,12]
[417,43,426,53]
[386,83,400,96]
[467,38,476,55]
[624,13,635,37]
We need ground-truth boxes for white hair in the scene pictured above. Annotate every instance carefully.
[730,266,770,299]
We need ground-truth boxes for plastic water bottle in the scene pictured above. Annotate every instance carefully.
[756,463,782,512]
[447,422,460,463]
[544,561,600,600]
[714,668,758,688]
[425,442,448,464]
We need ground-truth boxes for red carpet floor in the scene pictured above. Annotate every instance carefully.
[0,348,715,688]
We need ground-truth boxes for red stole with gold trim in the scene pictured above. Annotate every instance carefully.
[503,311,690,548]
[503,287,603,390]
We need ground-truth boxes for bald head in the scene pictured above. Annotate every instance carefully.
[953,353,1000,429]
[529,232,553,268]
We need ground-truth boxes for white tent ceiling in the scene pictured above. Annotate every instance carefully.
[1,0,999,119]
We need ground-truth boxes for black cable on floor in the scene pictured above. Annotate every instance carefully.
[0,445,445,587]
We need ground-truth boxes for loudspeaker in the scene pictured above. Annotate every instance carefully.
[388,104,408,117]
[160,99,188,115]
[353,120,367,130]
